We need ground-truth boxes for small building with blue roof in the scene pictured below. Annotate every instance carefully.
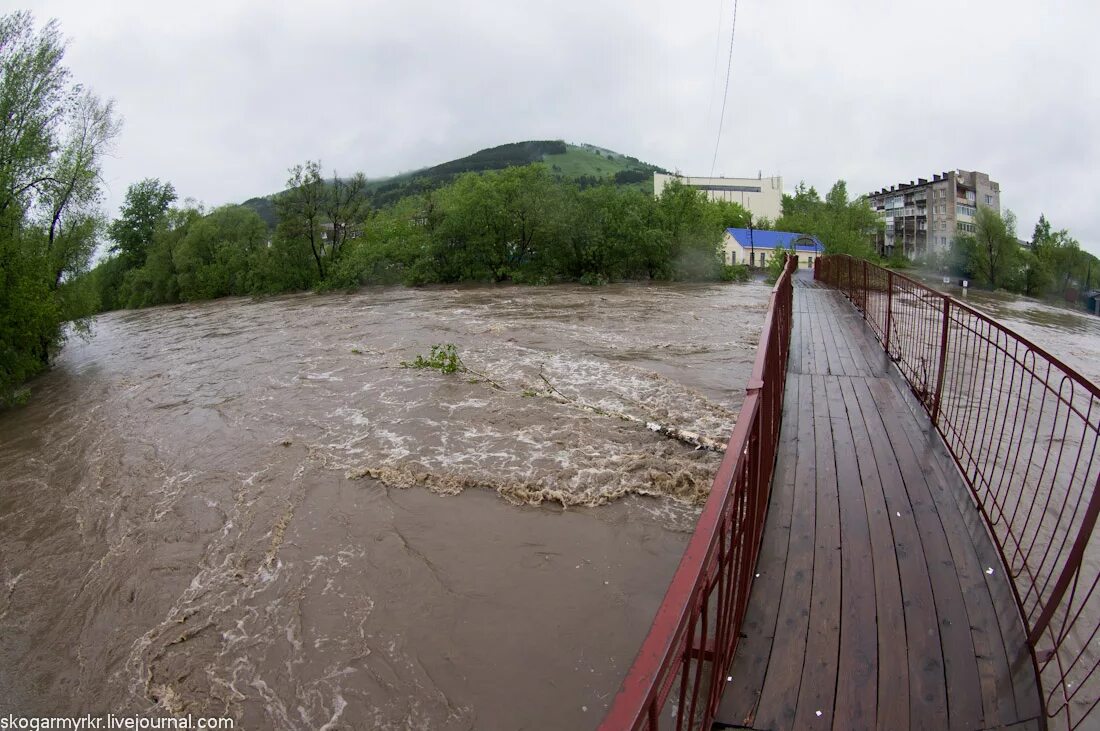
[723,228,824,269]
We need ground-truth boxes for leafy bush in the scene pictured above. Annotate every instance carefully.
[579,271,609,286]
[720,264,750,282]
[764,251,789,283]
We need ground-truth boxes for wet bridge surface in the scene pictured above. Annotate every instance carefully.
[716,276,1042,731]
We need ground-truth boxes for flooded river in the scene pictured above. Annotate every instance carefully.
[0,282,772,729]
[3,277,1097,729]
[926,280,1100,384]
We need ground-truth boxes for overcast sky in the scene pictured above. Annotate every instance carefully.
[7,0,1099,256]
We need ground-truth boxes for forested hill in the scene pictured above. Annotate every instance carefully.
[241,141,667,227]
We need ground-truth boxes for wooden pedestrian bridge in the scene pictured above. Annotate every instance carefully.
[600,256,1100,731]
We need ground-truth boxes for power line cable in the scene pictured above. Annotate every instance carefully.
[710,0,739,177]
[705,0,726,122]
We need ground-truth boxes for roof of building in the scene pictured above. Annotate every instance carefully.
[725,228,824,253]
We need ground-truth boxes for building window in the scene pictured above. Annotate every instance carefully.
[985,194,993,205]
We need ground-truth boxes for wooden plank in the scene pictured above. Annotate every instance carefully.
[828,375,878,730]
[809,297,831,376]
[866,377,985,730]
[816,306,847,377]
[813,298,848,375]
[883,378,1041,723]
[848,377,949,730]
[837,304,878,377]
[822,291,870,377]
[791,374,842,728]
[717,374,802,726]
[789,308,805,375]
[822,308,860,377]
[838,376,909,731]
[752,373,817,730]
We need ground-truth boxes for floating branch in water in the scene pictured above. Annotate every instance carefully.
[401,343,463,373]
[401,343,506,390]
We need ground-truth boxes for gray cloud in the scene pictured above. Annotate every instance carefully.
[10,0,1098,256]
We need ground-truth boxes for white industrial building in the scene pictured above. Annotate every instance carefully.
[654,173,784,222]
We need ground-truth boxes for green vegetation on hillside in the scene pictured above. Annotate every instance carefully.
[242,141,666,222]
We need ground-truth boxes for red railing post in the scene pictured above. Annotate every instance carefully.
[862,259,868,316]
[931,297,951,425]
[884,270,894,354]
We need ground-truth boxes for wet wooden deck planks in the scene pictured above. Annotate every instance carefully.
[715,274,1041,731]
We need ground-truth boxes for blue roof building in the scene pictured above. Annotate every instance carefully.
[722,228,824,268]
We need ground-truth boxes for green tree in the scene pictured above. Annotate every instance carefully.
[1032,214,1052,246]
[0,12,120,404]
[775,180,878,258]
[118,206,199,309]
[275,161,369,282]
[765,247,790,283]
[970,206,1018,289]
[549,184,661,282]
[655,180,725,280]
[424,164,568,282]
[174,205,268,300]
[107,178,177,268]
[330,195,432,287]
[274,161,326,282]
[1017,249,1052,297]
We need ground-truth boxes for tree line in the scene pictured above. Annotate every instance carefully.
[939,208,1098,298]
[73,164,757,315]
[76,169,886,318]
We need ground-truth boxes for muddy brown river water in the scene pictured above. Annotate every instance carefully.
[0,282,774,730]
[3,279,1098,730]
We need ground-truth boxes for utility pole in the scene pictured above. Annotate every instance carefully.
[749,212,755,268]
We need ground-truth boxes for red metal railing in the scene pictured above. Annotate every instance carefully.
[599,256,797,730]
[817,254,1100,730]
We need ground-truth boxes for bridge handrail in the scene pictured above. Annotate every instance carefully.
[817,254,1100,730]
[599,256,797,731]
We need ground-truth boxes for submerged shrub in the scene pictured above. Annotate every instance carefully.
[401,343,464,374]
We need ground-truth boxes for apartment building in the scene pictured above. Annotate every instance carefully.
[654,172,783,222]
[865,170,1001,258]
